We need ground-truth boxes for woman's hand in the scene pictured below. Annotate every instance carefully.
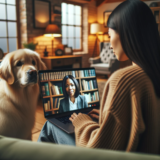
[88,109,99,120]
[69,112,78,123]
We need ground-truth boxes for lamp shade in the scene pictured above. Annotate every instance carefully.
[44,24,61,37]
[90,23,103,34]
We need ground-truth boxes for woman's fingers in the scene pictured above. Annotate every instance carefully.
[69,113,78,122]
[90,114,99,120]
[88,109,100,115]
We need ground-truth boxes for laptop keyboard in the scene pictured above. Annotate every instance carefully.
[56,116,71,124]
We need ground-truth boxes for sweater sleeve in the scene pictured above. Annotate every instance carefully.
[72,72,131,149]
[72,66,146,150]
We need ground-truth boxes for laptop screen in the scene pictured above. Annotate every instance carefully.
[39,68,100,117]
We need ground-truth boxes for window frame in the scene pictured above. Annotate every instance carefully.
[61,1,83,52]
[0,0,20,54]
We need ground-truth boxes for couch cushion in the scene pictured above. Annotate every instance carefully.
[0,135,160,160]
[100,42,116,63]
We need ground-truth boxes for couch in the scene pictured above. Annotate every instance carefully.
[0,135,160,160]
[89,42,120,77]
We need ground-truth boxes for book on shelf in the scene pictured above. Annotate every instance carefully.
[83,91,99,103]
[82,79,97,90]
[57,97,64,109]
[53,97,64,109]
[44,100,51,111]
[44,83,50,96]
[41,85,46,96]
[51,83,63,95]
[53,98,58,108]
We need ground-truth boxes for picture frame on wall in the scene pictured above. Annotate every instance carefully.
[53,5,61,14]
[103,11,112,28]
[32,0,51,29]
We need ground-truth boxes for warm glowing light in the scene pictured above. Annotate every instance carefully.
[90,23,103,34]
[44,34,61,37]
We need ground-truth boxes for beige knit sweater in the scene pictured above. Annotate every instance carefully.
[72,65,160,154]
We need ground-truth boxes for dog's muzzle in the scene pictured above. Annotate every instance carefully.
[27,69,38,83]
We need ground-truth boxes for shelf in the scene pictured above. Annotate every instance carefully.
[42,95,50,98]
[40,76,96,82]
[81,89,98,93]
[41,79,63,82]
[80,76,96,79]
[43,94,63,98]
[45,108,59,112]
[88,100,99,104]
[51,94,64,98]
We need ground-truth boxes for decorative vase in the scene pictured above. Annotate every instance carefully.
[43,47,48,57]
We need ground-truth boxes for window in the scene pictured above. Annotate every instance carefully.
[0,0,19,53]
[61,2,82,51]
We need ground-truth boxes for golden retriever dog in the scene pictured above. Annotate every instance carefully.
[0,49,46,140]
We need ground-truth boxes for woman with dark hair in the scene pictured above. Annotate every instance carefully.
[69,0,160,154]
[38,0,160,154]
[59,75,88,113]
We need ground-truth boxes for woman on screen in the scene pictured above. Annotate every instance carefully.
[58,75,88,113]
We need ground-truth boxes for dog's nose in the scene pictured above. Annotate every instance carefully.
[27,69,37,76]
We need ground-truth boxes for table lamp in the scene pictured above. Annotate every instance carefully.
[90,23,103,57]
[44,24,61,56]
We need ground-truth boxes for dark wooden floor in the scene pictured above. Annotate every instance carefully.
[31,76,107,142]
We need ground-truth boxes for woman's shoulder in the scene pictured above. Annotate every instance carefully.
[107,65,152,90]
[60,97,67,103]
[110,65,145,82]
[78,95,85,99]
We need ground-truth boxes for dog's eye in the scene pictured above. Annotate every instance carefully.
[16,61,23,67]
[32,60,36,65]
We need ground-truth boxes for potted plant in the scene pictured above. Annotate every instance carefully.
[23,42,38,51]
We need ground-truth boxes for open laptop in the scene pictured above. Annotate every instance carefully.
[38,67,100,134]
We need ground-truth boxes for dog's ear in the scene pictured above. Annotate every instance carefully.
[34,51,47,70]
[0,53,14,85]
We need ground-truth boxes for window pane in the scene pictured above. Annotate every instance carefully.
[62,12,67,24]
[68,13,74,25]
[62,38,67,45]
[7,5,16,20]
[75,27,81,38]
[62,25,67,37]
[0,0,5,3]
[7,0,15,5]
[0,4,6,19]
[9,38,17,52]
[75,15,81,25]
[68,26,74,38]
[68,38,74,49]
[75,38,81,49]
[0,21,7,37]
[0,38,7,52]
[62,3,67,14]
[68,4,74,14]
[75,6,81,15]
[8,22,17,37]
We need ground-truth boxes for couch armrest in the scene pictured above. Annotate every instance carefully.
[0,136,160,160]
[89,56,101,64]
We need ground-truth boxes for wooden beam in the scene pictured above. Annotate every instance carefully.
[62,0,91,4]
[103,0,156,3]
[96,0,109,7]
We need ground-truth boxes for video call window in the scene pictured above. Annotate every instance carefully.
[39,69,100,116]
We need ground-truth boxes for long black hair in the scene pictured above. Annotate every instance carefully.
[62,75,80,98]
[107,0,160,97]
